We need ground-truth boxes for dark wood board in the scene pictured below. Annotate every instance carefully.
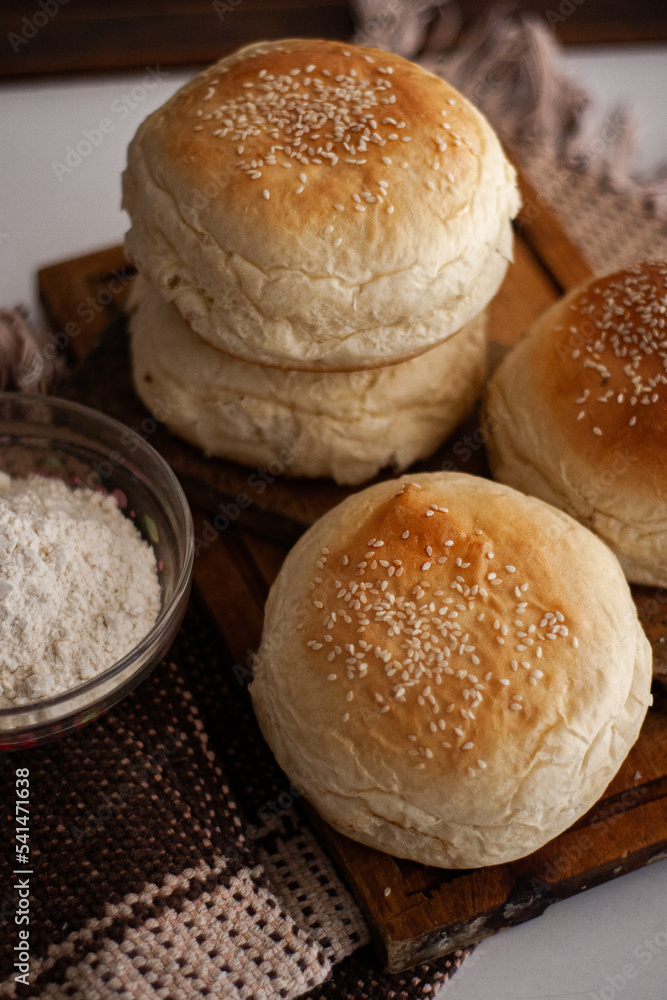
[1,1,665,78]
[190,514,667,974]
[38,173,667,972]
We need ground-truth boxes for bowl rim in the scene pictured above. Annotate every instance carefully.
[0,390,195,723]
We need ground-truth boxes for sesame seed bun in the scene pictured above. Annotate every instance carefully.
[485,261,667,586]
[128,275,487,485]
[249,472,651,868]
[122,38,520,371]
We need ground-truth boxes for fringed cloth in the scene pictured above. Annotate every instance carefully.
[353,2,667,272]
[0,307,59,394]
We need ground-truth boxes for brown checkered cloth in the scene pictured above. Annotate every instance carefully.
[0,594,469,998]
[2,7,667,998]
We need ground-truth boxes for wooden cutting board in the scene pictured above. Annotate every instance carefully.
[38,171,667,972]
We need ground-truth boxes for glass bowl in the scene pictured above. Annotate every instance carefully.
[0,392,194,749]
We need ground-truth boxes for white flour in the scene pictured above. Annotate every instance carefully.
[0,472,161,707]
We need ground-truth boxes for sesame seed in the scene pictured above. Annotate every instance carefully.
[342,713,349,723]
[384,886,391,897]
[324,225,334,234]
[510,703,523,711]
[461,741,474,750]
[262,189,270,200]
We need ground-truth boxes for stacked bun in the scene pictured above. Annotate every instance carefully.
[485,261,667,586]
[129,276,487,485]
[250,471,652,868]
[123,38,520,483]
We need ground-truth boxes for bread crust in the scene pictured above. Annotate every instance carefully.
[250,472,652,868]
[485,261,667,586]
[122,38,519,370]
[128,276,487,485]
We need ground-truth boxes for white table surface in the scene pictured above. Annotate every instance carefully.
[1,44,666,1000]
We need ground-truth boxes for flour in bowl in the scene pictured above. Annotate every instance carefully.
[0,472,161,707]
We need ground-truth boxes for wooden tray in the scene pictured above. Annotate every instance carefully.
[38,172,667,972]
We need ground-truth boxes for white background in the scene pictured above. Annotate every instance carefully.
[1,44,666,1000]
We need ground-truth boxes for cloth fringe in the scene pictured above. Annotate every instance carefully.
[0,306,58,394]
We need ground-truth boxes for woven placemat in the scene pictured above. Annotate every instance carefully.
[0,592,470,999]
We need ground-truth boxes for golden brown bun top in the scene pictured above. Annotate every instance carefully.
[277,473,636,783]
[251,472,651,868]
[534,260,667,492]
[129,38,516,282]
